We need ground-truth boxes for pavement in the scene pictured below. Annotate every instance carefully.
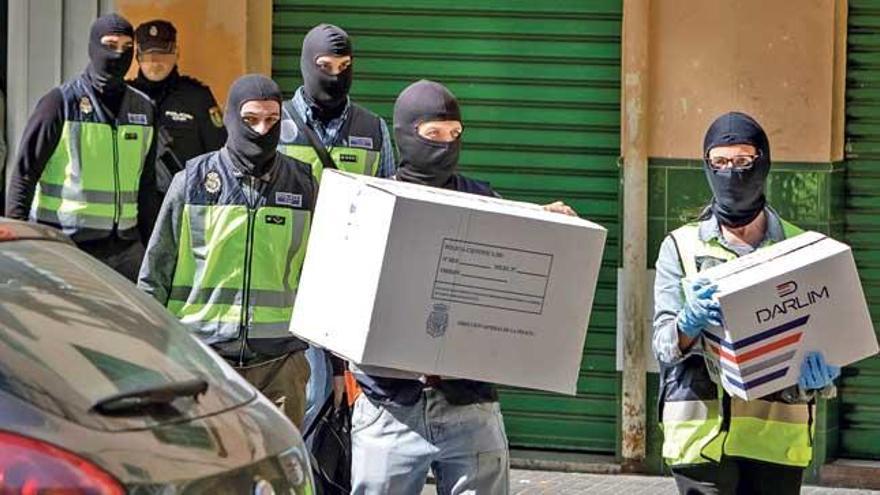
[418,469,880,494]
[416,451,880,494]
[505,469,880,494]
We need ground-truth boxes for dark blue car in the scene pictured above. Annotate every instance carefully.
[0,218,314,494]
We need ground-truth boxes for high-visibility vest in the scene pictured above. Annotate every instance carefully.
[32,77,154,242]
[166,150,315,360]
[279,99,383,182]
[660,217,815,467]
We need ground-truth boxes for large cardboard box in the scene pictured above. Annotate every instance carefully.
[695,231,878,400]
[290,170,607,395]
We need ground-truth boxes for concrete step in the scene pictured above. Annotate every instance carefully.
[821,459,880,490]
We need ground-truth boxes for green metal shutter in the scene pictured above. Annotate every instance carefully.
[273,0,621,453]
[843,0,880,459]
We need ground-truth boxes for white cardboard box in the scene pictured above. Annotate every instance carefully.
[290,170,607,395]
[695,231,878,400]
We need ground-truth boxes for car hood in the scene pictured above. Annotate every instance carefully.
[0,239,256,431]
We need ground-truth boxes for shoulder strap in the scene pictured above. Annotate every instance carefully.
[283,100,337,171]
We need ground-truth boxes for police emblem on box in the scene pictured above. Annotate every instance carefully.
[426,303,450,338]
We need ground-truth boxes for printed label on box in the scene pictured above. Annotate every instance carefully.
[431,238,553,314]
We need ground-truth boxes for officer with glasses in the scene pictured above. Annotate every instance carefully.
[652,111,839,494]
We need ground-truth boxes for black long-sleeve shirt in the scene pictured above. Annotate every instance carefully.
[5,85,160,244]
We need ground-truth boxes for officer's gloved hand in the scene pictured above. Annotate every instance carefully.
[798,351,841,390]
[676,277,722,339]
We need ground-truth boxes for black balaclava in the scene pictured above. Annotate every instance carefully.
[394,80,462,187]
[703,111,771,228]
[223,74,283,176]
[85,14,134,111]
[300,24,353,122]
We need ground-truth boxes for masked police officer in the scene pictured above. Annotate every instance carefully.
[349,80,575,495]
[279,23,397,434]
[130,20,226,195]
[6,14,158,281]
[138,74,317,429]
[278,23,395,181]
[653,112,839,494]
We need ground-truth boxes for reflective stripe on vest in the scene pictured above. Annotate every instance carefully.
[660,398,723,464]
[661,217,813,467]
[670,218,803,280]
[725,399,814,466]
[280,144,380,182]
[33,81,153,239]
[34,121,151,236]
[167,202,310,344]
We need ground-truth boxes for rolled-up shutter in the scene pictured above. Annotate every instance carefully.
[273,0,622,452]
[842,0,880,459]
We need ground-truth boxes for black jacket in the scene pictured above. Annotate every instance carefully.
[129,70,227,193]
[138,149,318,364]
[5,75,159,244]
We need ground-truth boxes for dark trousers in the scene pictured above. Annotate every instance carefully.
[233,351,310,429]
[79,238,145,282]
[672,457,804,495]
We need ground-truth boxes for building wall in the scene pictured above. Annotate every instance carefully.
[646,0,847,163]
[116,0,272,106]
[4,0,114,201]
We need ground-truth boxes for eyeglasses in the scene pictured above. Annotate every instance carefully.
[707,151,760,170]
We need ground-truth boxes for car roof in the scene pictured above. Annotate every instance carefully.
[0,217,73,244]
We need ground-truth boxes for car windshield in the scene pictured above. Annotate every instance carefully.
[0,239,253,427]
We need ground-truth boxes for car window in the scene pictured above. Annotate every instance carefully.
[0,240,254,428]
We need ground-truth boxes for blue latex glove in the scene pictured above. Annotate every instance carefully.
[676,277,722,338]
[798,351,841,390]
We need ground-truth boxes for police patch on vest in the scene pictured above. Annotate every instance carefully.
[339,153,358,163]
[349,136,374,149]
[265,215,286,226]
[426,303,450,338]
[275,192,302,207]
[79,96,93,115]
[124,132,138,140]
[128,113,149,125]
[205,171,222,194]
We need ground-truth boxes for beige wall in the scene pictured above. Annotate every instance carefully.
[116,0,272,106]
[646,0,847,162]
